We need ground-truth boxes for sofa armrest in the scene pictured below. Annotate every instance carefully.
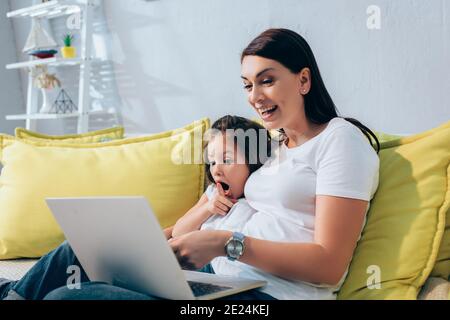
[418,277,450,300]
[0,259,38,281]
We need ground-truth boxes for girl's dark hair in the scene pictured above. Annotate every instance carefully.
[241,28,380,153]
[205,115,272,184]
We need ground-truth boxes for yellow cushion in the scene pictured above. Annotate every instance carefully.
[0,119,209,260]
[431,212,450,280]
[15,127,124,143]
[374,131,402,144]
[338,120,450,299]
[373,130,450,282]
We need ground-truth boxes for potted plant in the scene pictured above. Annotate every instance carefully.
[61,34,76,58]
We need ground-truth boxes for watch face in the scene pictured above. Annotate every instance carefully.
[228,239,244,258]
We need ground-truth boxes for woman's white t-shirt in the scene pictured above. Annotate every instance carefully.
[208,117,380,300]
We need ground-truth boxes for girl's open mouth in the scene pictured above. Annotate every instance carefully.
[217,182,232,196]
[219,182,230,192]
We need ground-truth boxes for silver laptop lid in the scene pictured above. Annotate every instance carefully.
[46,197,195,300]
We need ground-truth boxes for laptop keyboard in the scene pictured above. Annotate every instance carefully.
[188,281,233,297]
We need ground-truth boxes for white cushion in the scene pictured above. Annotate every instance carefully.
[0,260,38,281]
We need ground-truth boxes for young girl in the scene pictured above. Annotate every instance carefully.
[172,115,272,240]
[0,115,272,301]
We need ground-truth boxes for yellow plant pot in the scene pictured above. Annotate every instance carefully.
[61,46,76,59]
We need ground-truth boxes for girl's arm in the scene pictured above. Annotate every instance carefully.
[171,194,212,238]
[163,226,174,240]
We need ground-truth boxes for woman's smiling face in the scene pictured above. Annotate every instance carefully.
[241,55,305,131]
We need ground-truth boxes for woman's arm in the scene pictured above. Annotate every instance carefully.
[170,195,368,286]
[240,195,368,285]
[171,194,212,238]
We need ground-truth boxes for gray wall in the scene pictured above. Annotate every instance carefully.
[0,0,25,134]
[102,0,450,135]
[5,0,450,135]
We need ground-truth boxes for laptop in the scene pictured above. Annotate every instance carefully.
[46,197,267,300]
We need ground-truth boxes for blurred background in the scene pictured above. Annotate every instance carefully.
[0,0,449,135]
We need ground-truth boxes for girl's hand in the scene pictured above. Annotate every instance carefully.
[163,226,173,240]
[169,230,231,270]
[206,183,237,216]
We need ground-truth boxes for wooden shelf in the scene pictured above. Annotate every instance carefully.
[6,58,83,70]
[7,0,81,20]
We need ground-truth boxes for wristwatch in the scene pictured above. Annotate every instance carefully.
[224,232,245,261]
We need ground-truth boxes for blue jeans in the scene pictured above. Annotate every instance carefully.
[3,242,276,300]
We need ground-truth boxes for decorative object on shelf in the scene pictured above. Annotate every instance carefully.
[61,33,76,58]
[50,89,78,114]
[32,65,61,113]
[23,18,57,55]
[28,49,58,59]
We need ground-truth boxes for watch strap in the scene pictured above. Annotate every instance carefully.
[233,232,245,242]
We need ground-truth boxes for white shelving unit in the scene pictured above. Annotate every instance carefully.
[6,110,110,121]
[7,0,82,19]
[5,0,102,134]
[6,57,83,70]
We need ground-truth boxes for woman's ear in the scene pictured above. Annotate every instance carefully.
[299,68,311,95]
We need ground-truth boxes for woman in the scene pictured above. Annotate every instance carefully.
[167,28,379,300]
[1,28,380,300]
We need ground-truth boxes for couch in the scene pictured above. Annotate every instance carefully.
[0,253,448,300]
[0,121,448,300]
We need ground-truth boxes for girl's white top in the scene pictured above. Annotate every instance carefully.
[201,184,256,232]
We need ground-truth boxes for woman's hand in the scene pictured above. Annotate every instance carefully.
[169,229,231,270]
[206,183,237,216]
